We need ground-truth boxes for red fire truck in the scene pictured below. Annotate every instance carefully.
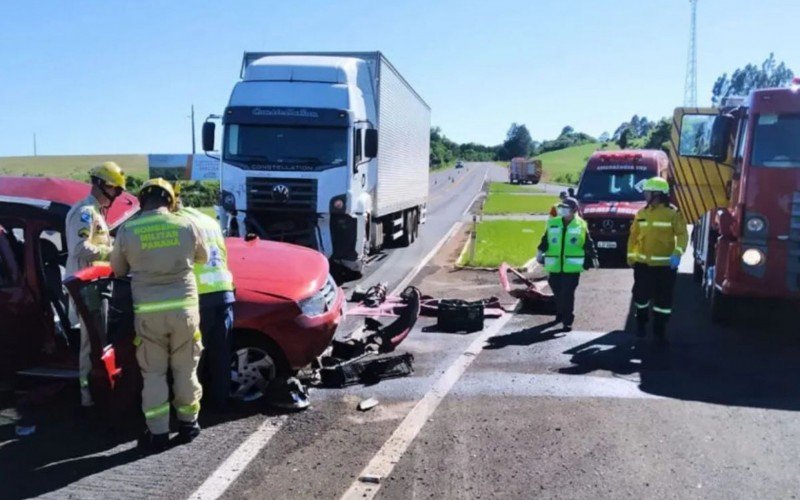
[576,150,669,262]
[669,79,800,322]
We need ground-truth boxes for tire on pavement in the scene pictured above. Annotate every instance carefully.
[229,330,287,405]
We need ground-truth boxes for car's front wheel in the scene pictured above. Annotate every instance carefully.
[229,331,279,403]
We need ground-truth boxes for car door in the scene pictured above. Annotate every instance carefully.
[0,223,51,375]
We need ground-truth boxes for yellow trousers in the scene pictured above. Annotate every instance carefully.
[134,307,203,434]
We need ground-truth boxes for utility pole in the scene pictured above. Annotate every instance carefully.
[190,104,196,155]
[33,133,37,156]
[684,0,698,107]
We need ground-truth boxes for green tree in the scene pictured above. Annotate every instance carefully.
[617,128,633,149]
[643,118,673,153]
[500,123,533,159]
[712,53,794,105]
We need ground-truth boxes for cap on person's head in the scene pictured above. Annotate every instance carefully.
[559,191,567,200]
[567,187,575,196]
[559,197,580,212]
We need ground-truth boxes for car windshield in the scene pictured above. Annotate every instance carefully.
[751,113,800,168]
[577,170,650,202]
[224,124,348,168]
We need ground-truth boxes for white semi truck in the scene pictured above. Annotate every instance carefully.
[202,51,431,274]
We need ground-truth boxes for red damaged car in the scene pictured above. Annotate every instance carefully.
[0,176,344,407]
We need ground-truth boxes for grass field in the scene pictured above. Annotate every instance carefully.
[488,182,543,194]
[535,142,618,184]
[0,154,148,180]
[459,220,546,267]
[482,193,558,214]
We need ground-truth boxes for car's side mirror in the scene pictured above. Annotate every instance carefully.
[365,129,378,159]
[710,115,734,161]
[202,122,216,152]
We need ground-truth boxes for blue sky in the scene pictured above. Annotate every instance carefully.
[1,0,798,156]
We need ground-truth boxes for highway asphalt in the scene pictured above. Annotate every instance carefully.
[3,162,798,499]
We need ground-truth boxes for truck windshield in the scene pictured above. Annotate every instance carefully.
[224,124,348,167]
[577,170,650,202]
[751,114,800,168]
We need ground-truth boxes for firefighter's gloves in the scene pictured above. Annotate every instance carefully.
[669,255,681,270]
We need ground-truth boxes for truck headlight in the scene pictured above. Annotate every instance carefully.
[298,293,327,316]
[741,248,764,266]
[746,217,765,233]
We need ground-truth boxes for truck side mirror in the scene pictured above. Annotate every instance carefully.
[365,129,378,159]
[202,122,216,152]
[710,115,734,161]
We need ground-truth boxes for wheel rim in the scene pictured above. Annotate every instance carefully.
[229,346,276,402]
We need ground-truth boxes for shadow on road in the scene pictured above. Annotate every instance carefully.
[485,321,568,349]
[558,274,800,411]
[0,384,284,500]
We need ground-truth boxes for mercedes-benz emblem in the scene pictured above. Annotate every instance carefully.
[602,219,615,230]
[272,184,290,203]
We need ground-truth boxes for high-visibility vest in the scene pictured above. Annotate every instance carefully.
[544,216,588,274]
[179,207,234,295]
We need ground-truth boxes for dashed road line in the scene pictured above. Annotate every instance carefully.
[340,304,519,500]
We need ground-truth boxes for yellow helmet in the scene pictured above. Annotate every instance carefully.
[89,161,126,189]
[139,178,176,210]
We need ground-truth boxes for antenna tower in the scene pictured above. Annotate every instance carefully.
[684,0,698,107]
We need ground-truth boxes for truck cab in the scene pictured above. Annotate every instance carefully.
[670,80,800,320]
[576,150,669,262]
[204,52,430,275]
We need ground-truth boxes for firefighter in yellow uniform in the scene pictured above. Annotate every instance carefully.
[65,162,126,407]
[627,177,688,342]
[110,179,209,452]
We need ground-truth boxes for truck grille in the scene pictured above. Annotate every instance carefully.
[246,178,317,212]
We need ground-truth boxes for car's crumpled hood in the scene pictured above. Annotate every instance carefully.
[226,237,329,302]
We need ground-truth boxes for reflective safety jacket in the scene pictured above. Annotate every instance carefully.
[178,207,234,295]
[65,195,112,278]
[627,204,688,267]
[539,216,592,274]
[110,207,209,314]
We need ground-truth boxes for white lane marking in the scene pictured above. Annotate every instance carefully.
[391,221,462,296]
[340,306,518,500]
[187,166,492,500]
[390,165,487,295]
[188,416,288,500]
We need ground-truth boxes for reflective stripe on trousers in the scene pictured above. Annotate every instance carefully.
[144,401,170,420]
[134,297,198,314]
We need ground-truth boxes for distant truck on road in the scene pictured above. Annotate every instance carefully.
[203,51,431,274]
[509,157,542,184]
[575,150,670,261]
[669,80,800,322]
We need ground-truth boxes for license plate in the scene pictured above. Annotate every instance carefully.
[597,241,617,249]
